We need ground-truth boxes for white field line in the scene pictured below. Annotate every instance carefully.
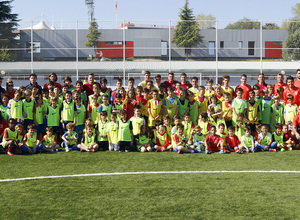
[1,170,300,182]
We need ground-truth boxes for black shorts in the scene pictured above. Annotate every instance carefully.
[52,126,61,134]
[97,141,108,150]
[249,123,257,132]
[118,141,131,151]
[24,119,34,131]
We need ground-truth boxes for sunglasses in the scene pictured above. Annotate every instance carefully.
[8,85,13,87]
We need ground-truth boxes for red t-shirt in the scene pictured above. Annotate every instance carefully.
[294,79,300,89]
[235,84,252,100]
[44,82,62,90]
[254,83,267,95]
[0,119,7,136]
[205,134,223,151]
[83,82,101,97]
[293,115,300,128]
[164,80,179,91]
[125,100,137,119]
[273,82,288,94]
[283,87,300,105]
[155,132,170,148]
[181,82,192,91]
[225,135,240,149]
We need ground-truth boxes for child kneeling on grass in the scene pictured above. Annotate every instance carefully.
[173,124,199,154]
[204,125,225,154]
[137,124,152,152]
[78,125,98,152]
[43,126,59,152]
[62,122,78,152]
[21,124,43,154]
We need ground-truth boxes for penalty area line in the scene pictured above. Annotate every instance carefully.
[1,170,300,182]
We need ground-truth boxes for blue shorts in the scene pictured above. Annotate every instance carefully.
[75,124,84,132]
[173,146,179,152]
[36,124,45,134]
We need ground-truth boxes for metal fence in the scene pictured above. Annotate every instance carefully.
[1,19,299,86]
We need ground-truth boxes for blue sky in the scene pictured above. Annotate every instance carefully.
[12,0,300,29]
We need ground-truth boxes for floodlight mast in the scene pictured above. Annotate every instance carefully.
[85,0,95,21]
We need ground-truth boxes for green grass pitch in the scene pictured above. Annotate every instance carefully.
[1,151,300,219]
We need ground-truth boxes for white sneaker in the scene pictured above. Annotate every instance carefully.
[65,147,69,152]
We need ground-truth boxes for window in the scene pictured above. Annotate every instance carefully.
[161,41,168,56]
[26,42,41,53]
[248,41,255,56]
[239,41,243,49]
[208,41,215,56]
[105,41,123,45]
[220,41,224,49]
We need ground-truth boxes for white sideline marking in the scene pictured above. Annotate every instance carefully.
[1,170,300,182]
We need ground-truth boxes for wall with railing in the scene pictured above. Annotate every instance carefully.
[1,19,300,86]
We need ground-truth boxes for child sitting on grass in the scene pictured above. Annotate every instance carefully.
[154,122,172,152]
[137,124,152,152]
[189,125,205,152]
[225,126,240,153]
[204,125,225,154]
[78,125,98,152]
[255,124,276,152]
[43,126,59,152]
[21,124,43,154]
[239,126,255,153]
[173,124,198,154]
[61,122,78,152]
[2,119,18,155]
[270,124,289,152]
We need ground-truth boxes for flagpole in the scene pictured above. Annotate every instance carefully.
[116,0,118,28]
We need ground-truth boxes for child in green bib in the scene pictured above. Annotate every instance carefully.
[21,124,43,154]
[61,122,78,152]
[42,126,59,152]
[137,124,152,152]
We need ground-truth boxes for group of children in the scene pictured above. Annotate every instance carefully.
[1,72,298,155]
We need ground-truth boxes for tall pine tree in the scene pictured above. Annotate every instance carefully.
[84,18,101,57]
[0,0,19,50]
[172,0,202,60]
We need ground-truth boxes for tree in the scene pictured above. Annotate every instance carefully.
[282,3,300,60]
[196,13,216,29]
[292,3,300,18]
[172,0,203,60]
[0,0,19,61]
[225,17,260,29]
[84,18,101,57]
[283,19,300,60]
[263,23,280,30]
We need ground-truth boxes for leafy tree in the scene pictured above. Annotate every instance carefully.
[283,19,300,61]
[84,18,101,57]
[292,3,300,18]
[282,3,300,60]
[263,23,280,30]
[196,13,216,29]
[0,0,19,61]
[172,0,203,60]
[225,17,260,29]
